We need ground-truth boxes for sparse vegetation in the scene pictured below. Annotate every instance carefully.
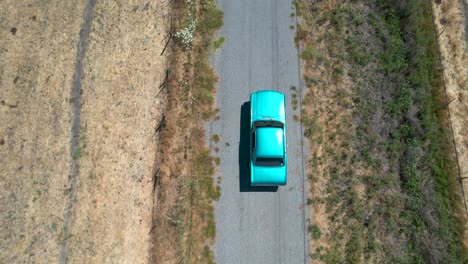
[72,147,82,160]
[294,24,306,47]
[432,0,468,223]
[293,114,300,122]
[296,0,466,262]
[290,86,299,111]
[153,0,223,263]
[301,44,320,62]
[212,36,225,49]
[211,134,220,143]
[308,224,322,240]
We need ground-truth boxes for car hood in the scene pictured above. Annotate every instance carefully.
[251,164,287,186]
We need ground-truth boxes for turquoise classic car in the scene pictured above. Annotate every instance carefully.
[250,90,287,186]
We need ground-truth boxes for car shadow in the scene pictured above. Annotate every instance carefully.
[239,101,278,192]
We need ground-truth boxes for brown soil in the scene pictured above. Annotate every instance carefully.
[0,1,169,263]
[432,0,468,246]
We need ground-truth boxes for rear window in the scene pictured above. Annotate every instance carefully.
[254,120,284,128]
[256,157,284,167]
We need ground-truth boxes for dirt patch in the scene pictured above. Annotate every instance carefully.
[0,1,169,263]
[432,0,468,246]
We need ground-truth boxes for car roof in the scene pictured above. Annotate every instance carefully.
[255,127,284,158]
[251,90,285,122]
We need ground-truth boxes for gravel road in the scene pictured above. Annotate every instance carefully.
[208,0,308,263]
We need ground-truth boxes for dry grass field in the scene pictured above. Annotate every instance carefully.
[0,0,169,263]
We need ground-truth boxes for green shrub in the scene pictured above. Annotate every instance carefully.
[301,44,318,61]
[198,3,223,34]
[212,36,225,49]
[308,224,322,240]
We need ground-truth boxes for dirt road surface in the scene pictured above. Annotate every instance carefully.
[432,0,468,215]
[432,0,468,246]
[0,1,169,263]
[208,0,309,263]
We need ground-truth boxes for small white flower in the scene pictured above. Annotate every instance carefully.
[175,17,197,49]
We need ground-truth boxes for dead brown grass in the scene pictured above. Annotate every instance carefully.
[0,3,83,262]
[0,1,169,263]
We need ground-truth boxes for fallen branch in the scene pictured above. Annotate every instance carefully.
[160,16,173,56]
[157,69,170,96]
